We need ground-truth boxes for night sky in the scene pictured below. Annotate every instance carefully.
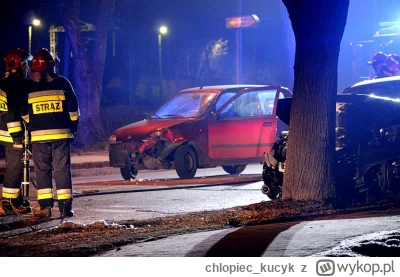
[1,0,400,92]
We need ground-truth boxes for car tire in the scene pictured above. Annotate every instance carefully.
[120,166,138,180]
[261,184,281,199]
[175,145,197,179]
[222,165,247,175]
[262,166,283,199]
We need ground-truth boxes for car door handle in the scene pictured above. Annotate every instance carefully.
[263,122,272,127]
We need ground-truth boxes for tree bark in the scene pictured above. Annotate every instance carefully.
[62,0,116,146]
[281,0,349,200]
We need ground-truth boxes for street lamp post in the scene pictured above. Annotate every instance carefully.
[158,25,168,95]
[28,18,41,54]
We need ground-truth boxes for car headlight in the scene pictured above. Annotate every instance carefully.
[147,128,174,140]
[108,134,117,144]
[148,130,162,139]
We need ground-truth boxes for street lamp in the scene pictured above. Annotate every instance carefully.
[158,25,168,95]
[28,18,41,54]
[226,14,259,84]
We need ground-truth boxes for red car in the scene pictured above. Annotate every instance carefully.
[108,85,293,180]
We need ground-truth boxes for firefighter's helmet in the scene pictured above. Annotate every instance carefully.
[31,48,60,73]
[367,52,387,65]
[4,48,33,72]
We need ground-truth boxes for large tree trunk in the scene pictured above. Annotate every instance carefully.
[281,0,349,200]
[62,0,116,146]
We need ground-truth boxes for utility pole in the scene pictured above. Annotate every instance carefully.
[236,0,243,84]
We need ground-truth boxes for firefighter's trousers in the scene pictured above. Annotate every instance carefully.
[32,139,73,209]
[1,143,24,205]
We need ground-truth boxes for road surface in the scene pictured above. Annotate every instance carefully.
[71,164,267,223]
[1,164,268,225]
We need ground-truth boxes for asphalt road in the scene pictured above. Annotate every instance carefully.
[70,165,267,223]
[0,164,267,225]
[3,164,400,257]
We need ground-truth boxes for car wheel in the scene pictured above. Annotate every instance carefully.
[175,145,197,179]
[261,184,281,199]
[262,165,283,199]
[120,166,138,180]
[222,165,247,174]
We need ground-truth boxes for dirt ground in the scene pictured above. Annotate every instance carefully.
[0,199,399,257]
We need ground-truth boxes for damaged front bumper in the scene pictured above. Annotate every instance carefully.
[109,138,183,170]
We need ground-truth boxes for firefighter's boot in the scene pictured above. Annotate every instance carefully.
[58,200,74,217]
[0,199,31,215]
[0,204,6,216]
[33,207,52,218]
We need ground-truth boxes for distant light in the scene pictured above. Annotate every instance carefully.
[226,14,259,28]
[32,18,41,26]
[159,26,168,35]
[396,21,400,28]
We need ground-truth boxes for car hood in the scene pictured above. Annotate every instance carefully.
[114,118,193,141]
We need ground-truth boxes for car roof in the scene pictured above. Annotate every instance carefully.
[345,76,400,89]
[180,84,286,92]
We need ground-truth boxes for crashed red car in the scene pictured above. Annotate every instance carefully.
[108,85,293,180]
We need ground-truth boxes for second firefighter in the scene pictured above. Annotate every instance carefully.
[22,48,80,218]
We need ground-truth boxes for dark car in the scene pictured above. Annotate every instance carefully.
[109,85,292,180]
[262,76,400,202]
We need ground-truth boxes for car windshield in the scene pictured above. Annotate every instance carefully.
[152,91,217,119]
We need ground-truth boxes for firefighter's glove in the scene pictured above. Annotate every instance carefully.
[12,143,24,150]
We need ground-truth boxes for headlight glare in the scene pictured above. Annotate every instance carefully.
[149,130,162,139]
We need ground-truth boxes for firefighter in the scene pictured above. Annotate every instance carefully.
[0,48,32,216]
[22,48,79,218]
[367,52,394,78]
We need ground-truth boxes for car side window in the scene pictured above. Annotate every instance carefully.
[220,89,278,119]
[257,90,279,116]
[215,92,236,111]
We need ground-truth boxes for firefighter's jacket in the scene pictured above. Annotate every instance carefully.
[22,76,79,142]
[0,74,26,145]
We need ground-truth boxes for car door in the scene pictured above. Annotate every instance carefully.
[207,86,286,160]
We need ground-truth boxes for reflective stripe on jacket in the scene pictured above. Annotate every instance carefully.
[0,129,13,143]
[31,128,73,142]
